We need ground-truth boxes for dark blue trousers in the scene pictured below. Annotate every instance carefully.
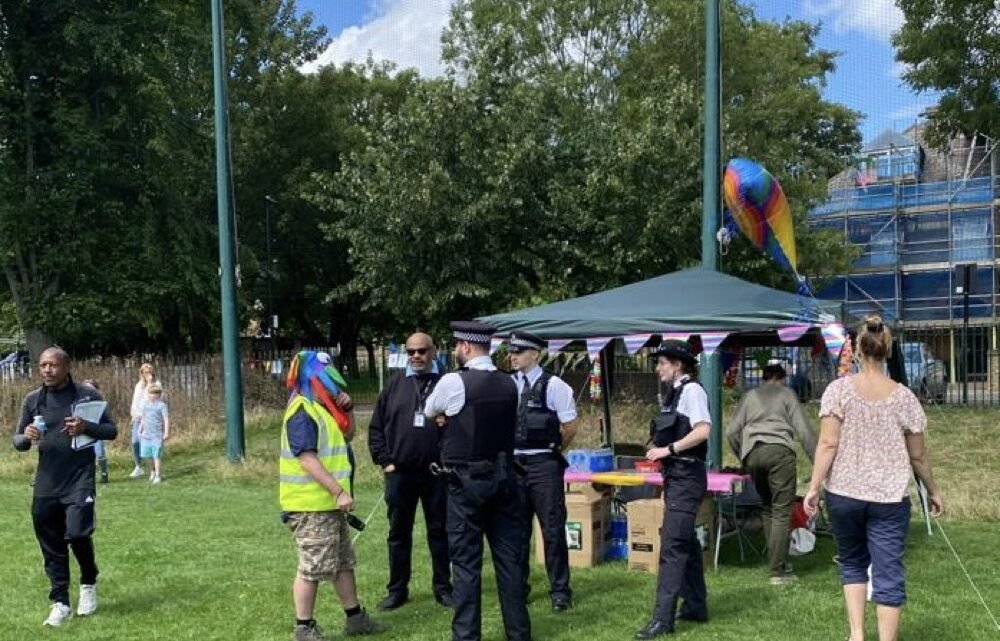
[827,492,911,607]
[447,465,531,641]
[515,454,571,602]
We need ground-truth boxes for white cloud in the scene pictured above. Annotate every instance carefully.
[802,0,903,41]
[302,0,452,77]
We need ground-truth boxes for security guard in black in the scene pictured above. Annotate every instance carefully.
[368,332,452,610]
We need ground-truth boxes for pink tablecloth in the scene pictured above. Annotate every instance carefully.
[564,469,745,494]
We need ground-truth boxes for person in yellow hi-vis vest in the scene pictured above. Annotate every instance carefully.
[281,351,385,641]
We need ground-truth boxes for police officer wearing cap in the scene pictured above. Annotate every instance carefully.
[424,321,531,641]
[508,331,577,612]
[636,340,711,640]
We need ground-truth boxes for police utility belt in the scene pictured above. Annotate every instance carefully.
[430,452,511,479]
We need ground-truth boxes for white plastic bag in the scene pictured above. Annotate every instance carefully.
[788,527,816,556]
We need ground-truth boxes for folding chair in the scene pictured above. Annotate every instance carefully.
[714,481,764,570]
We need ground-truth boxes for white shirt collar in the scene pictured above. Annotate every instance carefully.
[464,355,496,371]
[514,364,543,385]
[672,374,691,389]
[405,361,440,377]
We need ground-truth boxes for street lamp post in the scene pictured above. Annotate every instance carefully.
[264,195,278,363]
[211,0,245,460]
[702,0,723,469]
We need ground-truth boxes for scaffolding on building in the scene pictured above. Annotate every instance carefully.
[808,125,1000,393]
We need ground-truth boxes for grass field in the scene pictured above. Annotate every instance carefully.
[0,405,998,641]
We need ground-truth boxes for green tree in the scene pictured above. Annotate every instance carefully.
[0,0,325,359]
[893,0,1000,148]
[239,62,418,372]
[330,0,860,332]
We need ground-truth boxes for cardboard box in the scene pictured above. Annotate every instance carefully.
[533,490,611,568]
[626,496,716,576]
[627,499,663,574]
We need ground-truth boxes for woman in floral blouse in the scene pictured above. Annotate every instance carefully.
[805,316,943,641]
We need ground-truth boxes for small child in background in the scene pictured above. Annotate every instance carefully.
[83,378,109,484]
[139,382,170,484]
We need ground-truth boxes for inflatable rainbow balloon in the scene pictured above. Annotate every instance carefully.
[723,157,797,273]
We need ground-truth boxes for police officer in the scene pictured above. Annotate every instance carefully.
[368,332,452,610]
[424,321,531,641]
[508,331,577,611]
[636,340,711,639]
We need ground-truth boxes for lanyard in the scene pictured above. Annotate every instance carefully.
[411,376,436,412]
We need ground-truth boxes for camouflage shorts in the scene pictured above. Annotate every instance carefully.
[286,511,356,582]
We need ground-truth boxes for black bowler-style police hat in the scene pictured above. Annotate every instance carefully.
[653,339,698,367]
[450,321,496,345]
[508,331,546,353]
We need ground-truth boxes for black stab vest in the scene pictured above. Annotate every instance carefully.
[514,371,562,450]
[441,369,517,464]
[649,379,708,461]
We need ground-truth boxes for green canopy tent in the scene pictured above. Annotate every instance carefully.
[479,267,845,458]
[482,267,841,336]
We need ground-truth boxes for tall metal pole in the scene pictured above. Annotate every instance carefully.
[211,0,245,460]
[264,196,277,362]
[702,0,723,469]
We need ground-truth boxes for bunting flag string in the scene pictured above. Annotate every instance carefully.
[489,337,504,356]
[586,337,612,361]
[820,323,847,359]
[777,324,811,344]
[698,332,730,358]
[623,334,652,355]
[546,339,573,355]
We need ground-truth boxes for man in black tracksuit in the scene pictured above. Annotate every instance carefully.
[12,347,117,627]
[369,332,452,611]
[424,321,530,641]
[508,331,578,612]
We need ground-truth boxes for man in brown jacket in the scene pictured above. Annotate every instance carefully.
[727,362,816,585]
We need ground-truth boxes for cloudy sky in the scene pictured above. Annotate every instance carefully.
[297,0,938,144]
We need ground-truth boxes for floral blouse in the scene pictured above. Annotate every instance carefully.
[819,376,927,503]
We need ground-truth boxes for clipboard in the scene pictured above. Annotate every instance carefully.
[71,400,107,451]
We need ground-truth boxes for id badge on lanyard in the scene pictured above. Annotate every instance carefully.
[413,377,433,428]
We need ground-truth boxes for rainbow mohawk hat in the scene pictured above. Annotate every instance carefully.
[286,350,351,433]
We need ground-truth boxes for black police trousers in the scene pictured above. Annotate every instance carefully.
[32,492,99,605]
[515,454,570,602]
[446,460,531,641]
[384,468,451,598]
[653,461,708,626]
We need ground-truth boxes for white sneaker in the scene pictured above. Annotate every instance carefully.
[78,584,98,616]
[129,466,144,478]
[152,475,161,484]
[43,602,72,626]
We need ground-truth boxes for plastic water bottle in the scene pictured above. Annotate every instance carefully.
[32,415,46,435]
[608,513,628,561]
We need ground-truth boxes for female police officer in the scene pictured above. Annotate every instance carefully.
[636,340,711,639]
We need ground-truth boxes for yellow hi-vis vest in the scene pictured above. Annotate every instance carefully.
[279,395,352,512]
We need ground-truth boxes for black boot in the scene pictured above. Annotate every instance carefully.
[635,619,673,639]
